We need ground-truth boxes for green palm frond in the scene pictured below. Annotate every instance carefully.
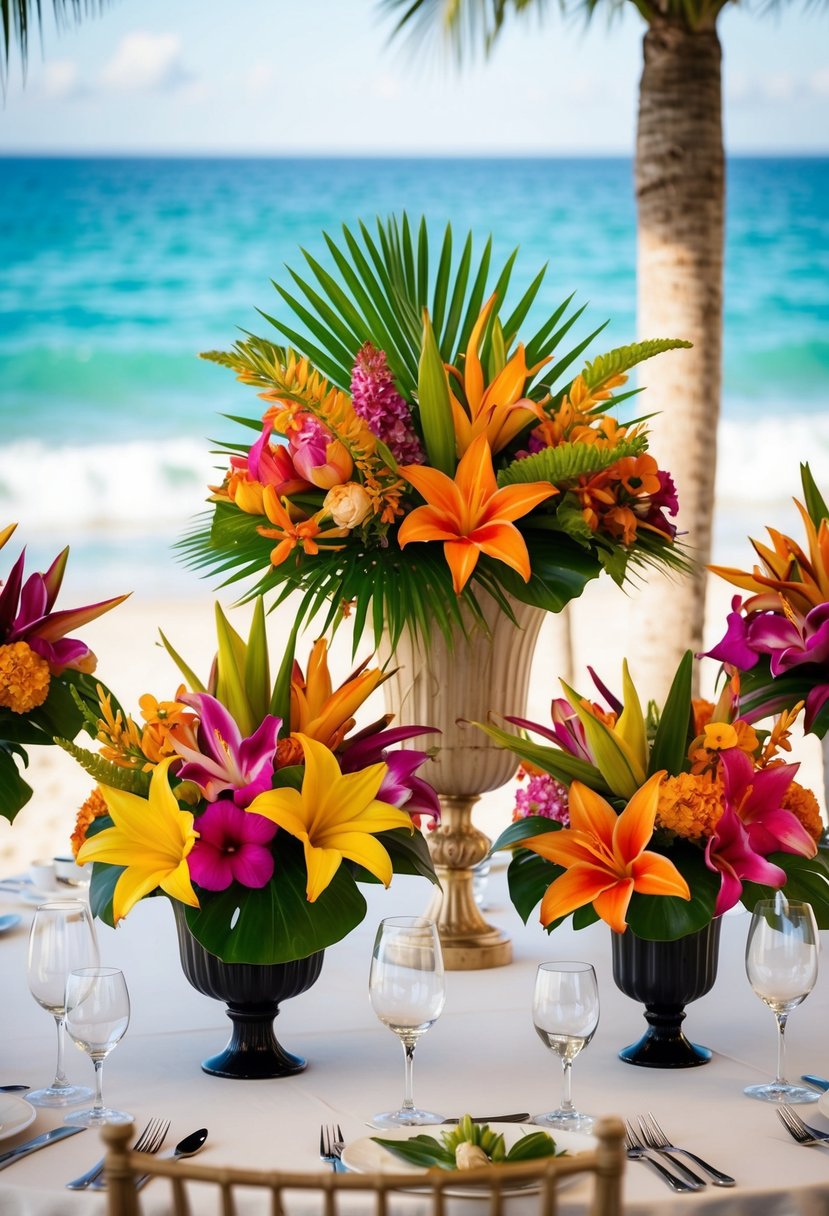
[497,434,647,487]
[2,0,112,85]
[253,215,587,402]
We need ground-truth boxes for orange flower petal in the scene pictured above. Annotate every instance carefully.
[611,771,663,865]
[631,851,691,900]
[567,782,619,841]
[539,863,616,927]
[593,880,636,934]
[472,522,532,582]
[443,539,480,594]
[400,463,464,520]
[454,432,498,507]
[398,505,461,546]
[485,481,556,524]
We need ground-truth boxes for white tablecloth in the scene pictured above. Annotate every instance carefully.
[1,864,827,1215]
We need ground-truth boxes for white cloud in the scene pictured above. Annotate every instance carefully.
[41,60,83,100]
[99,32,189,94]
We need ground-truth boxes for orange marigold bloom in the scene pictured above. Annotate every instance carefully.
[656,772,724,842]
[0,641,50,713]
[610,454,662,499]
[70,787,109,857]
[782,782,824,844]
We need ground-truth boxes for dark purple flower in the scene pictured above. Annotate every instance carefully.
[188,801,277,891]
[340,723,440,824]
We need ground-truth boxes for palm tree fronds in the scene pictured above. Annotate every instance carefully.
[2,0,112,84]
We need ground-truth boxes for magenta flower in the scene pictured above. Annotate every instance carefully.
[289,415,353,489]
[350,343,425,465]
[705,803,787,916]
[704,749,817,914]
[0,545,127,674]
[231,421,311,496]
[639,469,679,540]
[173,693,281,808]
[188,800,277,891]
[339,723,440,823]
[506,699,594,765]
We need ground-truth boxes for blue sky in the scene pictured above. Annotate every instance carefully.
[1,0,828,154]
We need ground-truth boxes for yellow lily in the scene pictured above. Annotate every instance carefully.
[249,734,412,902]
[521,774,690,934]
[448,295,551,456]
[398,432,555,594]
[76,758,199,924]
[561,663,649,800]
[290,638,389,750]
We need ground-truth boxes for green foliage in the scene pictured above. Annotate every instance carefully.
[55,738,151,796]
[0,744,31,822]
[801,462,829,529]
[742,851,829,928]
[648,650,695,776]
[495,435,647,488]
[578,339,693,392]
[371,1119,563,1171]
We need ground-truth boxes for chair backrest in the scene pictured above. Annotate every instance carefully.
[101,1117,625,1216]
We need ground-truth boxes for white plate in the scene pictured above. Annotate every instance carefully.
[0,1095,36,1142]
[817,1091,829,1119]
[341,1123,594,1197]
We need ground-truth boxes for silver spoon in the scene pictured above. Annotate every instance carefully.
[134,1128,208,1190]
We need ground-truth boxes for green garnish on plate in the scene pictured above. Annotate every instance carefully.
[371,1114,566,1171]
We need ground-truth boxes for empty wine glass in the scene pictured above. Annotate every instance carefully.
[64,966,131,1125]
[369,916,446,1128]
[532,960,599,1131]
[744,895,820,1104]
[26,899,99,1106]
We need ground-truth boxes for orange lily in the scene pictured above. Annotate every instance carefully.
[709,498,829,618]
[448,295,551,456]
[398,433,556,594]
[290,638,389,750]
[520,773,690,934]
[258,485,348,567]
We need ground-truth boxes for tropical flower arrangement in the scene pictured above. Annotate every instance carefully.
[706,463,829,739]
[480,651,829,940]
[0,523,127,822]
[62,602,439,965]
[184,216,689,650]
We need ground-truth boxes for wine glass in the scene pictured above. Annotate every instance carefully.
[368,916,446,1128]
[744,896,820,1104]
[531,960,599,1131]
[63,966,132,1125]
[26,899,99,1106]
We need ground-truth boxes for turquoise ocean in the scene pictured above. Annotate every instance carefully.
[1,156,828,600]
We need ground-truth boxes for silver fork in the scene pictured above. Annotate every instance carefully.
[639,1112,735,1187]
[66,1117,169,1191]
[778,1106,829,1148]
[319,1123,346,1173]
[623,1122,701,1192]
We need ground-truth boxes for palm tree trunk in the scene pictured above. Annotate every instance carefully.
[631,18,724,700]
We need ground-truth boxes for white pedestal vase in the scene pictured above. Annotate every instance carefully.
[381,592,545,970]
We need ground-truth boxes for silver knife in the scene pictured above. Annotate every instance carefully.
[802,1075,829,1092]
[0,1125,86,1170]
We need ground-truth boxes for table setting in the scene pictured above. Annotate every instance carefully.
[3,220,829,1215]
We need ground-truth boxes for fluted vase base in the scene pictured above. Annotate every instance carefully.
[173,904,324,1079]
[611,920,721,1069]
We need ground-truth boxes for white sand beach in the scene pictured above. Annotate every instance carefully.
[3,573,825,880]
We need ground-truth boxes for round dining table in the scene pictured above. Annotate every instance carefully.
[0,860,827,1216]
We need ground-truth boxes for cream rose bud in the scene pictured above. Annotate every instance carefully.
[323,482,372,529]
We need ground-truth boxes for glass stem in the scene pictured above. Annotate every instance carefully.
[560,1059,575,1112]
[774,1012,789,1085]
[401,1039,416,1112]
[51,1015,70,1090]
[92,1059,105,1114]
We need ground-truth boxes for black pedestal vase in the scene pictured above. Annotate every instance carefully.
[173,904,324,1078]
[611,919,721,1068]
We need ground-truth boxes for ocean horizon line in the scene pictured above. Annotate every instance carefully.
[1,150,828,162]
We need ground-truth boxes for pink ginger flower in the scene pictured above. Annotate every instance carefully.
[513,771,570,825]
[350,343,425,465]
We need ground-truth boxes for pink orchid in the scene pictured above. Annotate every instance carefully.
[172,692,281,808]
[0,545,128,674]
[234,422,311,495]
[188,800,277,891]
[705,803,788,916]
